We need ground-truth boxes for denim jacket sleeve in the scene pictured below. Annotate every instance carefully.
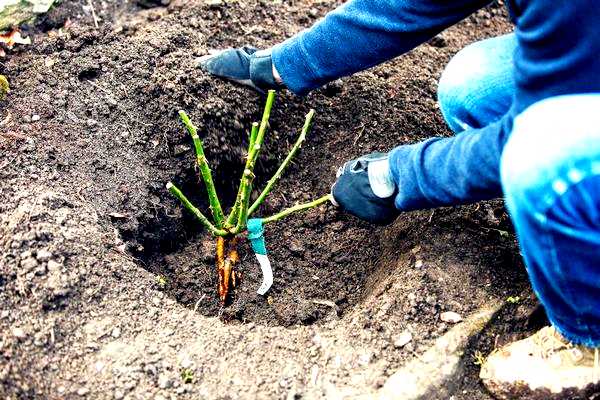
[271,0,492,95]
[388,110,515,211]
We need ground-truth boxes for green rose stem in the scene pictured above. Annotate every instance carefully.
[165,182,228,236]
[225,122,260,229]
[261,194,333,224]
[232,89,276,234]
[178,110,225,228]
[248,109,315,217]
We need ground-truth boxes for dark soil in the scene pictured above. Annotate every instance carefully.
[0,0,541,398]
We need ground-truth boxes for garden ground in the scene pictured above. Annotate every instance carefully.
[0,1,544,398]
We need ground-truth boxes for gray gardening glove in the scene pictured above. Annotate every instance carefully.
[196,46,283,92]
[331,152,399,225]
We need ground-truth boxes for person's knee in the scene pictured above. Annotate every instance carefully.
[438,42,491,132]
[501,95,600,213]
[438,35,515,133]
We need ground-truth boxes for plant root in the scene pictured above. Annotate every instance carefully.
[216,236,240,303]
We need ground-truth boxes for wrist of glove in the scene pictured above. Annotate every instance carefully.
[197,46,283,93]
[331,152,399,225]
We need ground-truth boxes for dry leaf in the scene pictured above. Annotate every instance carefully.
[0,29,31,48]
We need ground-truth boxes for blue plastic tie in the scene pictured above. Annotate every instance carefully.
[247,218,267,255]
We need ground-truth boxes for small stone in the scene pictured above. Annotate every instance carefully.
[393,331,413,348]
[144,364,157,376]
[151,297,161,307]
[36,249,53,262]
[12,327,26,339]
[173,144,191,156]
[86,118,98,127]
[288,241,304,255]
[414,260,424,269]
[86,342,100,351]
[95,361,105,372]
[31,114,40,122]
[124,381,136,390]
[77,387,89,396]
[158,374,171,389]
[180,357,192,369]
[111,327,121,338]
[440,311,463,324]
[358,353,371,366]
[47,260,62,272]
[113,390,125,400]
[33,332,47,347]
[20,257,38,272]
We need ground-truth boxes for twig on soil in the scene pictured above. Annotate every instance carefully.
[87,0,100,28]
[192,294,207,314]
[25,193,41,225]
[352,123,366,146]
[428,210,435,223]
[86,80,115,100]
[311,299,340,316]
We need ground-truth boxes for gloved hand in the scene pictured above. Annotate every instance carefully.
[331,152,399,225]
[196,46,283,92]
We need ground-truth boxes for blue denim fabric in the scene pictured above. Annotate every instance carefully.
[437,34,516,133]
[441,37,600,346]
[501,95,600,347]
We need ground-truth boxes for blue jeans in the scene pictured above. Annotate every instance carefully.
[439,33,600,347]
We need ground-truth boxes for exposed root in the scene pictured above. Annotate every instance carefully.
[216,236,240,303]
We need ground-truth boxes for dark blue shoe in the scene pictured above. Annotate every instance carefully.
[196,46,282,92]
[331,152,399,225]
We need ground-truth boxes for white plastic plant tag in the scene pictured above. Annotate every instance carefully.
[255,253,273,295]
